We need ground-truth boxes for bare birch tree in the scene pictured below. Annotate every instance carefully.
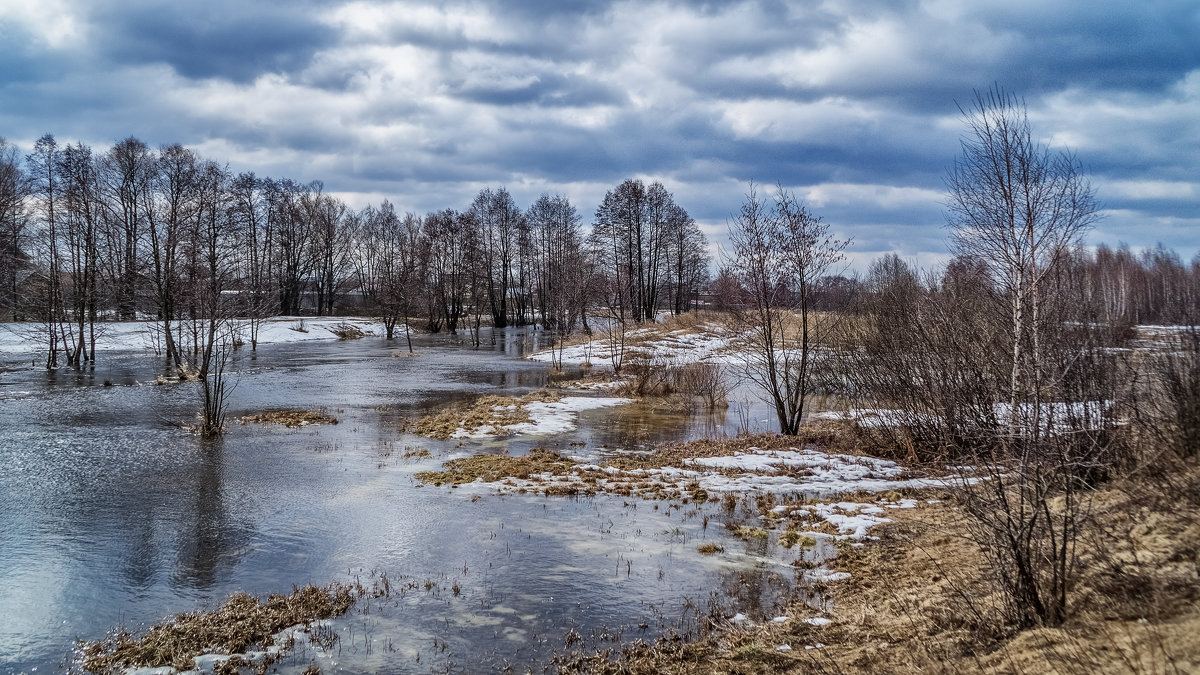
[946,85,1098,432]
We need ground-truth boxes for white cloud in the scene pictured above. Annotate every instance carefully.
[0,0,82,48]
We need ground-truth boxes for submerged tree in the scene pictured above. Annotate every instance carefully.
[190,160,238,436]
[25,134,68,368]
[357,202,423,349]
[57,142,104,367]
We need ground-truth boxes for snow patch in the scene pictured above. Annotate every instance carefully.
[451,397,632,439]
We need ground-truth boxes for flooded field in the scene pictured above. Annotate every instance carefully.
[0,327,805,673]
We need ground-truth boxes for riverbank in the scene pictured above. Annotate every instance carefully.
[553,456,1200,674]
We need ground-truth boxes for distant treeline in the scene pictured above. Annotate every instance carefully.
[2,133,1197,369]
[713,244,1200,327]
[0,135,710,366]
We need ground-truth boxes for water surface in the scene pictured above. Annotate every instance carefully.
[0,328,795,673]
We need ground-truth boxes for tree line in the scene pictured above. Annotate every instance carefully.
[0,135,711,365]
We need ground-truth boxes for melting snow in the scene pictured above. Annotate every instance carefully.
[529,325,735,367]
[451,397,632,439]
[0,317,391,355]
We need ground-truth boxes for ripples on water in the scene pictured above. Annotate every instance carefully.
[0,328,797,673]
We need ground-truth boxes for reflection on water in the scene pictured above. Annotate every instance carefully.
[0,327,804,673]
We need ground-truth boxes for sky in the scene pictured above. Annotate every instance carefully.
[1,0,1198,270]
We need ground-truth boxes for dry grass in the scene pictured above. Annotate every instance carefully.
[604,423,859,472]
[80,584,356,673]
[415,448,577,486]
[241,408,340,428]
[697,542,725,555]
[409,390,562,440]
[779,530,816,549]
[413,424,868,502]
[328,322,367,340]
[728,524,769,540]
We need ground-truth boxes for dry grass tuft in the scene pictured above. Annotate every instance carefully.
[779,530,816,549]
[604,425,858,472]
[415,448,577,486]
[328,322,367,340]
[241,408,339,428]
[728,524,769,540]
[80,584,356,673]
[410,390,562,440]
[697,542,724,555]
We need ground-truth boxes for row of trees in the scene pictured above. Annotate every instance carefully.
[0,136,712,364]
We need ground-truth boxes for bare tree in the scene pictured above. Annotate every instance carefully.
[102,137,152,321]
[227,172,275,349]
[141,143,194,367]
[25,134,68,368]
[307,184,351,316]
[727,183,849,435]
[856,86,1109,629]
[526,193,589,364]
[422,209,472,332]
[270,179,314,316]
[590,179,692,324]
[0,138,32,321]
[666,207,709,315]
[471,187,524,328]
[527,193,586,329]
[57,142,104,366]
[358,202,423,349]
[189,160,237,436]
[946,85,1098,430]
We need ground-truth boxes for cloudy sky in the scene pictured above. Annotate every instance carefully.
[1,0,1197,268]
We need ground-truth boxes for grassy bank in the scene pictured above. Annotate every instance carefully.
[80,584,357,673]
[554,459,1200,674]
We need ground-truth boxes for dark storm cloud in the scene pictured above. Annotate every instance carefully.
[0,25,56,85]
[448,72,626,107]
[973,2,1200,92]
[89,1,335,82]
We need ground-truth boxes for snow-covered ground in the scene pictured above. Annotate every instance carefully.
[446,442,951,572]
[0,317,391,355]
[124,620,335,675]
[814,401,1115,432]
[458,444,946,499]
[529,323,735,367]
[771,498,922,541]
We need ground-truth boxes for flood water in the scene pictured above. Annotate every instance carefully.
[0,328,805,674]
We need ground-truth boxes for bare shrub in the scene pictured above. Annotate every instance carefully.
[1144,327,1200,460]
[669,362,730,409]
[616,349,673,397]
